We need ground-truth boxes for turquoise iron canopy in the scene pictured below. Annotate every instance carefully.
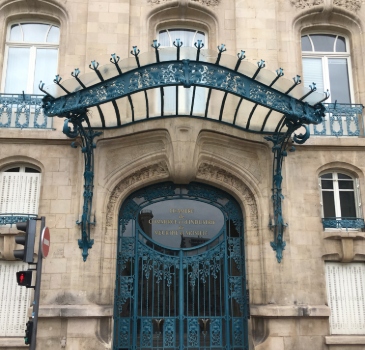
[40,42,328,262]
[41,43,327,135]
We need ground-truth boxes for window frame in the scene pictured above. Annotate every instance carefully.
[319,171,362,230]
[301,32,355,104]
[1,20,60,94]
[157,26,208,48]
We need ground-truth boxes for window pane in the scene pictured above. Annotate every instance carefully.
[338,181,354,189]
[338,173,352,180]
[321,180,333,189]
[33,49,58,93]
[169,29,196,47]
[302,57,324,92]
[4,47,30,93]
[159,30,170,46]
[301,35,312,51]
[323,191,336,217]
[321,173,333,179]
[311,34,336,52]
[339,192,356,217]
[328,58,351,103]
[47,26,60,43]
[9,24,22,41]
[5,167,20,172]
[22,23,49,42]
[25,167,40,173]
[336,36,346,52]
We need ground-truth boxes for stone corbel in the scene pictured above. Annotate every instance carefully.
[323,231,365,262]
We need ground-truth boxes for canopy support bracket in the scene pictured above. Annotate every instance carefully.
[63,111,102,261]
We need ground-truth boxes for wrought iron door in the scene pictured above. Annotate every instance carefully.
[114,183,249,350]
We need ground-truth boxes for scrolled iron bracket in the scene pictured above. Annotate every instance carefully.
[63,111,102,261]
[264,108,324,263]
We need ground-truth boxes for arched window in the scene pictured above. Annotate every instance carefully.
[319,171,363,229]
[301,34,352,103]
[157,28,207,115]
[158,28,206,47]
[0,165,41,225]
[2,22,60,94]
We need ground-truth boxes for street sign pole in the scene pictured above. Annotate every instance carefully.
[30,216,45,350]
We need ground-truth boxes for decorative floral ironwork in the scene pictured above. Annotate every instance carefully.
[0,214,37,226]
[141,319,152,347]
[322,217,365,230]
[62,112,102,261]
[188,318,199,347]
[163,318,175,347]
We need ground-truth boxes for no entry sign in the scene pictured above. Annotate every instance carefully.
[41,227,50,259]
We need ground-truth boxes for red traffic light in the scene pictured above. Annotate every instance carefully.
[16,271,32,287]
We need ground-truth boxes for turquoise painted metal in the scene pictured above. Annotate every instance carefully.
[322,217,365,230]
[62,113,102,261]
[115,182,249,350]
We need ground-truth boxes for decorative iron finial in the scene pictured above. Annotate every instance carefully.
[110,53,120,64]
[131,46,140,57]
[237,50,246,60]
[173,38,183,48]
[89,60,99,70]
[217,44,226,53]
[71,68,81,78]
[293,75,301,85]
[53,75,62,84]
[151,40,160,49]
[276,68,284,77]
[257,59,266,68]
[309,82,317,92]
[194,40,204,50]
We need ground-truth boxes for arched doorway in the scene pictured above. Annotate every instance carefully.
[113,182,249,349]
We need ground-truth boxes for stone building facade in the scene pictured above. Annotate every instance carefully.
[0,0,365,349]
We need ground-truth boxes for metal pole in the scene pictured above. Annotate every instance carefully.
[30,216,45,350]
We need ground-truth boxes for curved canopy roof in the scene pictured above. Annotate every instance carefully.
[41,43,327,135]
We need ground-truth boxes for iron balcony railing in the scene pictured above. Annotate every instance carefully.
[0,213,38,227]
[311,103,364,136]
[0,93,52,129]
[322,217,365,230]
[0,94,363,135]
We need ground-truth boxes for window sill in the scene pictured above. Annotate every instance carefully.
[0,338,28,348]
[325,335,365,345]
[324,230,365,239]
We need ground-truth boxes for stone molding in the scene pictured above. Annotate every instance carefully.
[250,304,330,317]
[106,161,169,227]
[196,162,258,229]
[333,0,362,11]
[147,0,221,5]
[325,336,365,345]
[290,0,361,10]
[38,305,113,318]
[290,0,324,9]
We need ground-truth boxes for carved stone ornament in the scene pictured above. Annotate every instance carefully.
[147,0,221,5]
[196,162,258,228]
[333,0,362,11]
[290,0,324,9]
[106,162,169,227]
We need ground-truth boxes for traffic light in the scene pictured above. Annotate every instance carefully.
[16,270,33,287]
[13,220,36,263]
[24,320,33,345]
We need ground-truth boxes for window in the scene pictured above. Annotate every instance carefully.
[320,171,363,229]
[158,28,206,115]
[0,165,41,224]
[0,260,31,336]
[2,22,59,94]
[301,34,352,103]
[325,262,365,335]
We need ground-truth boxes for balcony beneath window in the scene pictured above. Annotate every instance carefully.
[322,217,365,230]
[310,103,364,136]
[0,213,38,227]
[0,93,52,129]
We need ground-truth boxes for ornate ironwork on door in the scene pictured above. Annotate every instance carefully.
[114,182,249,350]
